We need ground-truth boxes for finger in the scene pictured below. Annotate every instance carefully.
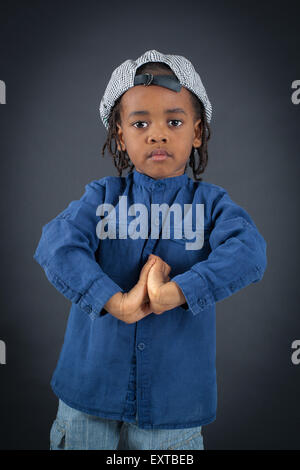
[139,256,156,283]
[149,254,165,265]
[147,261,165,280]
[147,267,165,296]
[150,257,171,278]
[150,255,169,271]
[150,256,165,271]
[163,263,171,277]
[166,263,171,275]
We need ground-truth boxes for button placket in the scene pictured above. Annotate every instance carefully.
[123,354,137,419]
[134,181,165,427]
[150,182,166,241]
[140,182,164,263]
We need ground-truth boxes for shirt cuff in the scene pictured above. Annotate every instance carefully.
[78,273,124,320]
[171,269,214,316]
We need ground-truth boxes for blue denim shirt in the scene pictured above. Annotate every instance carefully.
[33,169,267,429]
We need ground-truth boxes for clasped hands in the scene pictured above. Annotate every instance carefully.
[104,254,187,324]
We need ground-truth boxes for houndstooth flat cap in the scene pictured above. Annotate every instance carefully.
[99,49,212,130]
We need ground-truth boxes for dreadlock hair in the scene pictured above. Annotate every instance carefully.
[101,62,211,181]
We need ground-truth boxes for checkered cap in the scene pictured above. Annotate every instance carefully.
[99,49,212,130]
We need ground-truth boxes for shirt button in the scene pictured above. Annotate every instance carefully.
[137,342,145,351]
[84,305,92,313]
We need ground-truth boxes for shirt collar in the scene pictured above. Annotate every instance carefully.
[131,168,189,190]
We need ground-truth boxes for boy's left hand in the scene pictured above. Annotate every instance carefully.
[147,254,187,314]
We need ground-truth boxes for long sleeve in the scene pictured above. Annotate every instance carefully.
[33,180,124,319]
[172,189,267,316]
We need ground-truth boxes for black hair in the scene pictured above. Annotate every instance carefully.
[101,62,211,181]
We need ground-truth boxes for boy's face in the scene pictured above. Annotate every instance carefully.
[116,84,202,180]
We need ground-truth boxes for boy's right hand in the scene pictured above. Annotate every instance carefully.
[104,255,159,324]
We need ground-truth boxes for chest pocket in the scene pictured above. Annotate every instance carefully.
[156,225,212,276]
[172,226,211,254]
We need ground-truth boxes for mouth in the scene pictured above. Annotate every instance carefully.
[148,149,172,161]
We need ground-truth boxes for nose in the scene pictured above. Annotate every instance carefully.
[147,134,168,144]
[147,124,169,144]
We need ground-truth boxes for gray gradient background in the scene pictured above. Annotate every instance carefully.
[0,0,299,450]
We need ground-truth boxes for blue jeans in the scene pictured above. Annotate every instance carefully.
[50,399,204,450]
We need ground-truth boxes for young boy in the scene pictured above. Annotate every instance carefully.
[33,49,267,450]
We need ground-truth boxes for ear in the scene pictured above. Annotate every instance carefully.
[193,119,202,148]
[116,123,126,152]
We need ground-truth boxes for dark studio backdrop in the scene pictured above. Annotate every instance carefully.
[0,0,299,450]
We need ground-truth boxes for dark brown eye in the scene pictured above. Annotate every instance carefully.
[133,121,147,128]
[169,120,182,127]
